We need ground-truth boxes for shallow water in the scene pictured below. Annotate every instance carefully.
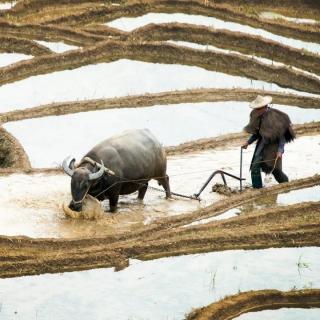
[0,53,33,68]
[0,151,225,238]
[34,40,79,53]
[260,12,319,25]
[184,208,241,227]
[4,102,320,167]
[238,185,320,214]
[0,247,319,320]
[189,185,320,226]
[0,1,16,10]
[0,135,319,238]
[235,308,320,320]
[169,40,320,80]
[277,185,320,205]
[106,13,320,54]
[0,59,310,113]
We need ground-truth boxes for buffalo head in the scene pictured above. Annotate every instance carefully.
[62,157,105,212]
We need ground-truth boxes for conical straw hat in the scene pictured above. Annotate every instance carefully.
[249,95,272,109]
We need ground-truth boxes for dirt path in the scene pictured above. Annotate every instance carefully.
[186,289,320,319]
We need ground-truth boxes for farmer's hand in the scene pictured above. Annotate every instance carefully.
[241,142,249,149]
[277,152,283,158]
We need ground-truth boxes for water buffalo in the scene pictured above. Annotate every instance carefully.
[62,129,171,212]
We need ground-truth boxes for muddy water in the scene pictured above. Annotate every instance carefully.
[228,185,320,215]
[0,60,314,113]
[187,185,320,226]
[34,40,79,53]
[106,13,320,54]
[0,53,33,68]
[0,135,319,238]
[0,247,319,319]
[4,103,320,167]
[0,152,224,238]
[235,308,320,320]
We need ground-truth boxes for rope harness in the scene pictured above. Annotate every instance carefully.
[72,153,281,204]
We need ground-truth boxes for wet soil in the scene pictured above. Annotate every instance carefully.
[0,175,319,278]
[0,35,52,55]
[186,289,320,320]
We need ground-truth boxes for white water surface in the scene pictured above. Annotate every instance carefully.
[277,185,320,205]
[4,102,320,167]
[168,40,320,80]
[0,247,319,320]
[106,13,320,55]
[0,53,33,68]
[0,59,312,113]
[236,308,320,320]
[0,1,16,10]
[260,12,319,25]
[35,40,79,53]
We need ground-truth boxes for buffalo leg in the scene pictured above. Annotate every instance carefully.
[138,183,148,200]
[109,194,119,212]
[158,175,171,198]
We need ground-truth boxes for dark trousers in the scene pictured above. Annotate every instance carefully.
[251,155,289,188]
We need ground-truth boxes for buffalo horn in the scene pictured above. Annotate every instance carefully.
[62,156,75,177]
[89,160,105,180]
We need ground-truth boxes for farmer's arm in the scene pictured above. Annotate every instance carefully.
[242,133,259,149]
[277,135,286,158]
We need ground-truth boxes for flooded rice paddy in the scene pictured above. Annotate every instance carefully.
[0,1,319,317]
[34,40,79,53]
[0,136,319,238]
[0,2,16,10]
[187,185,320,227]
[168,40,320,80]
[4,103,320,167]
[106,13,320,54]
[0,59,309,113]
[0,53,33,68]
[0,247,319,319]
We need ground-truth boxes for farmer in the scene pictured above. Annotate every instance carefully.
[241,95,295,188]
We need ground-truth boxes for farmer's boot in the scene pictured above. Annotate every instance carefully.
[273,168,289,183]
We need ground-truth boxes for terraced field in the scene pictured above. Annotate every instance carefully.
[0,0,319,319]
